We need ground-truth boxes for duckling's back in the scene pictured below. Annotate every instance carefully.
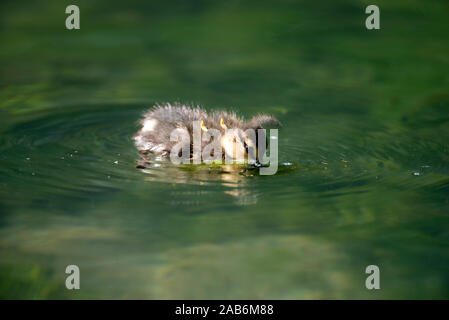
[133,103,206,156]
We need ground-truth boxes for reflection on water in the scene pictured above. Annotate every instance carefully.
[1,0,449,299]
[140,161,260,205]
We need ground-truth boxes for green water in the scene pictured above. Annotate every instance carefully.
[1,0,448,299]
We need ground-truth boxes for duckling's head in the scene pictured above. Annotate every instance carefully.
[220,128,252,161]
[218,115,281,162]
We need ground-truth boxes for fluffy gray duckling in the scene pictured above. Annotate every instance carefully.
[134,103,280,162]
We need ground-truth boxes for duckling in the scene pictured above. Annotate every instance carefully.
[133,103,280,162]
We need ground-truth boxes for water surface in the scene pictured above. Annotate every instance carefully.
[0,0,448,299]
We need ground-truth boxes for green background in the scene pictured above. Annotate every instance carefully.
[0,0,448,299]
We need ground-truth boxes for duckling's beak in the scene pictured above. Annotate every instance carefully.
[220,118,227,129]
[200,120,208,132]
